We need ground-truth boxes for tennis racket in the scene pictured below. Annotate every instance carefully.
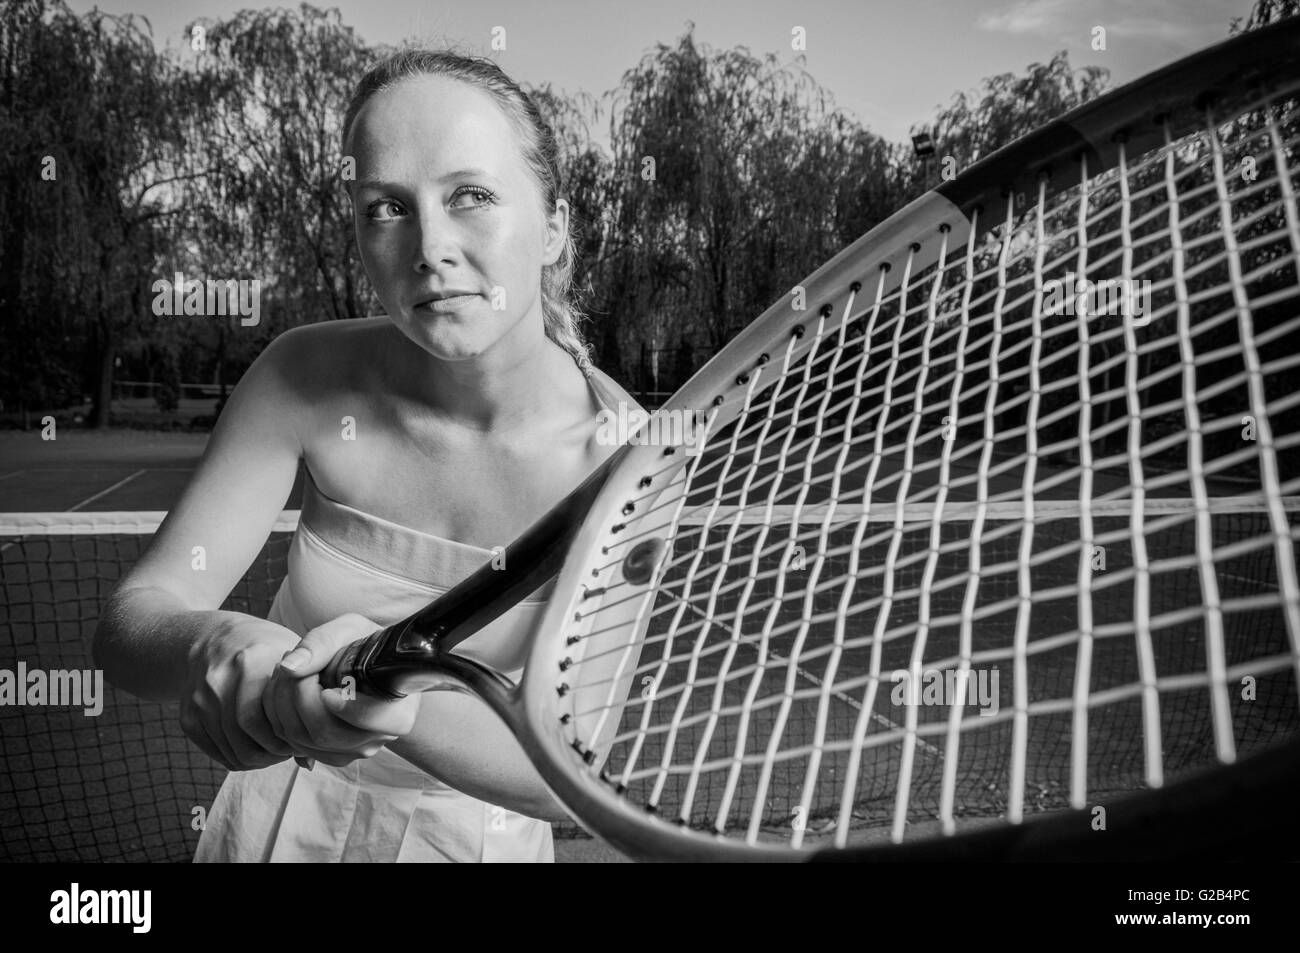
[318,17,1300,861]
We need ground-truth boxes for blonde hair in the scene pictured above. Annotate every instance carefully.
[342,50,594,376]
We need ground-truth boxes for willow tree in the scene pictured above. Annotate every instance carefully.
[526,84,614,368]
[1233,0,1300,32]
[922,51,1109,178]
[0,0,202,427]
[596,28,877,389]
[176,4,373,389]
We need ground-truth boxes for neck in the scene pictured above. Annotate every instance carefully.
[389,319,583,433]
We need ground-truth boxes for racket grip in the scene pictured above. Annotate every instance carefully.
[320,638,365,691]
[294,637,369,772]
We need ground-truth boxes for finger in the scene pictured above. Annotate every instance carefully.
[266,670,318,754]
[277,614,378,678]
[218,675,288,768]
[183,713,234,769]
[294,675,389,751]
[262,675,311,771]
[183,706,281,770]
[262,673,287,744]
[237,668,293,757]
[183,692,241,769]
[286,741,391,768]
[209,646,294,766]
[321,688,418,738]
[263,650,302,743]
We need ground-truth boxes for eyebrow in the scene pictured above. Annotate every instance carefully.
[352,168,499,190]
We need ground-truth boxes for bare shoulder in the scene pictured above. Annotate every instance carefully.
[245,318,390,412]
[586,367,642,416]
[232,317,393,451]
[263,317,390,384]
[577,366,644,469]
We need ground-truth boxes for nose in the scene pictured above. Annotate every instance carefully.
[412,206,460,274]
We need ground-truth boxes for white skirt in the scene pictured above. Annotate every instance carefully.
[194,470,558,863]
[195,749,554,863]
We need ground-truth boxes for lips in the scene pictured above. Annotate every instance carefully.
[414,291,476,306]
[412,291,479,314]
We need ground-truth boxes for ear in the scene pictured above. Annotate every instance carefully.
[541,198,570,267]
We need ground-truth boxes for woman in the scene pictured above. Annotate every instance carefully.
[94,50,636,862]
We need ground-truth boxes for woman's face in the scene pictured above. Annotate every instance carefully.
[346,74,566,367]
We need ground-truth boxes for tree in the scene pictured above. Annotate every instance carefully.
[188,5,374,336]
[0,0,213,427]
[1232,0,1300,32]
[595,28,888,388]
[921,51,1108,180]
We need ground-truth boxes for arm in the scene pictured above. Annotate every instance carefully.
[269,618,570,821]
[93,329,405,771]
[391,694,571,822]
[94,327,305,701]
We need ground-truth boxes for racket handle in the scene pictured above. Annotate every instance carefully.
[320,638,364,691]
[293,637,369,773]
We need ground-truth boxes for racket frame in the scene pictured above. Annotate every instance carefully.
[324,15,1300,860]
[518,14,1300,859]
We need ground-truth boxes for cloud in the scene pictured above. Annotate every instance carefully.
[977,0,1242,44]
[977,0,1077,35]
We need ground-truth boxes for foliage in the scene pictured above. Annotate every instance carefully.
[4,0,1287,424]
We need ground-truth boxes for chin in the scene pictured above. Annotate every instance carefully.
[398,306,533,362]
[400,322,498,362]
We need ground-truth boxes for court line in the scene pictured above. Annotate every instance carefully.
[0,511,301,534]
[13,467,197,473]
[67,470,148,512]
[0,469,26,551]
[0,469,142,553]
[677,599,945,762]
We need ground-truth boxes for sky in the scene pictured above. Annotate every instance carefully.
[66,0,1261,144]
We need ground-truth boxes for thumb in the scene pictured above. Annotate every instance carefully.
[277,613,379,678]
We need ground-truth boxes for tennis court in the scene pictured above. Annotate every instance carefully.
[598,502,1297,839]
[545,313,1300,854]
[3,416,1297,859]
[0,433,627,861]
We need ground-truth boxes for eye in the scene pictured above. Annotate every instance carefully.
[450,186,495,209]
[365,199,405,222]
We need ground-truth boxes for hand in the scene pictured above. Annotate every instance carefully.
[181,615,301,771]
[262,613,421,768]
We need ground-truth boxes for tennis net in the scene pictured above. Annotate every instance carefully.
[1,513,294,862]
[2,503,1296,859]
[0,511,581,861]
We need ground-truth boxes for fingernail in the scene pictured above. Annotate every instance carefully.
[279,648,309,673]
[296,756,315,771]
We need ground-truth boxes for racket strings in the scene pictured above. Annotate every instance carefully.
[561,86,1300,847]
[568,508,1300,736]
[631,318,842,819]
[574,496,1300,678]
